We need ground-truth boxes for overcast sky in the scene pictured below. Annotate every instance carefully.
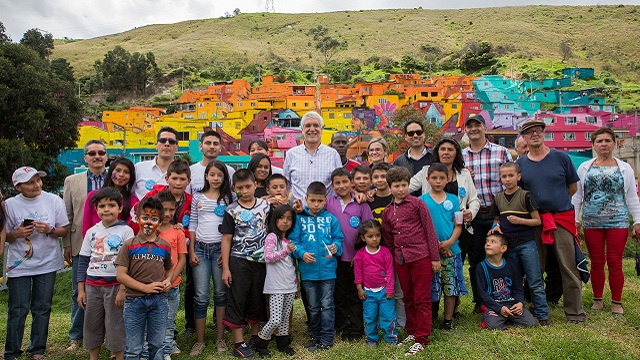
[1,0,636,40]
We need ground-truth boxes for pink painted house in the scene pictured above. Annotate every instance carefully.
[533,106,613,151]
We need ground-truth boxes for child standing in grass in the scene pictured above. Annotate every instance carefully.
[254,204,298,357]
[77,187,134,360]
[155,190,188,359]
[420,163,467,330]
[381,167,440,356]
[477,233,538,330]
[353,220,397,347]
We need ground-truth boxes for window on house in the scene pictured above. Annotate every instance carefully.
[200,113,206,119]
[275,134,286,140]
[251,102,256,107]
[238,102,243,107]
[431,92,438,97]
[565,117,577,125]
[543,117,555,125]
[505,105,510,110]
[140,155,155,162]
[125,114,129,119]
[563,132,575,141]
[578,107,584,112]
[585,116,597,125]
[198,103,203,107]
[378,98,388,104]
[291,102,296,107]
[531,103,536,108]
[304,103,309,107]
[344,113,351,118]
[329,113,335,119]
[544,133,554,140]
[177,132,189,141]
[585,132,592,140]
[452,104,457,109]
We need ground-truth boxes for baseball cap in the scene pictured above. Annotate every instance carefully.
[465,113,486,125]
[12,167,47,186]
[519,120,546,134]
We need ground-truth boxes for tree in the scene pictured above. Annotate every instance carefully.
[0,21,11,43]
[560,42,572,63]
[307,25,347,78]
[50,58,75,83]
[233,8,241,16]
[20,28,54,59]
[0,42,82,193]
[458,41,497,73]
[388,106,442,146]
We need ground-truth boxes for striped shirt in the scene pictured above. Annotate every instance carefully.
[114,234,173,297]
[190,192,235,244]
[462,140,513,207]
[87,170,106,192]
[283,144,342,203]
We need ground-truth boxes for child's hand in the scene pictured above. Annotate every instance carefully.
[510,302,524,316]
[77,291,86,310]
[500,306,514,317]
[222,269,232,288]
[506,215,522,225]
[161,279,172,292]
[358,288,366,300]
[353,192,368,204]
[144,282,165,294]
[431,260,441,273]
[287,242,296,252]
[189,252,200,267]
[328,244,337,254]
[173,223,185,231]
[386,293,394,299]
[302,252,316,264]
[439,249,452,258]
[292,199,303,213]
[268,196,288,206]
[115,289,125,308]
[488,224,502,235]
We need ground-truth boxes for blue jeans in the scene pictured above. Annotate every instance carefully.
[302,279,336,346]
[363,289,397,344]
[505,240,549,320]
[163,287,180,355]
[124,294,168,360]
[192,241,227,319]
[4,271,57,360]
[69,255,84,341]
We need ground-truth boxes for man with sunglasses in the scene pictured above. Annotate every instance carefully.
[62,139,108,351]
[134,127,180,199]
[393,120,432,196]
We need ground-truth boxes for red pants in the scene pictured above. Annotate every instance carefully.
[583,228,628,302]
[395,256,433,345]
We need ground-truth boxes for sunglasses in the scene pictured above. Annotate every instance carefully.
[158,138,178,145]
[86,150,107,156]
[406,130,424,137]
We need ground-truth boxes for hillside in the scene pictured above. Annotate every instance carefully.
[53,5,640,81]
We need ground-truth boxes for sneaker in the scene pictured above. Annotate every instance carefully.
[538,319,551,327]
[163,355,171,360]
[404,342,424,356]
[182,328,196,339]
[367,341,377,348]
[65,339,82,351]
[217,339,229,353]
[398,334,415,346]
[247,335,259,350]
[303,338,318,348]
[233,342,256,358]
[171,341,181,355]
[190,342,206,356]
[308,343,331,353]
[441,320,454,331]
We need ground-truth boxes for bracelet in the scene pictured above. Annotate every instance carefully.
[47,226,56,236]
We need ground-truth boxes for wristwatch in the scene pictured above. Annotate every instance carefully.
[47,226,56,236]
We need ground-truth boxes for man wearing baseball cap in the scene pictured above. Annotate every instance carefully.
[516,119,586,324]
[4,166,70,360]
[461,114,513,314]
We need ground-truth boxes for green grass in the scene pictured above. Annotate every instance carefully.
[2,258,640,359]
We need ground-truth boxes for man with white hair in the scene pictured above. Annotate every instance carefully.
[283,111,342,203]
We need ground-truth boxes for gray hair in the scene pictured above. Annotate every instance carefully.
[300,111,324,128]
[84,139,106,154]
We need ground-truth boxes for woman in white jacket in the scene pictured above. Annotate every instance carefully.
[572,127,640,316]
[409,138,480,318]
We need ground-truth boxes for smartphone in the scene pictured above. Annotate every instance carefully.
[22,218,34,227]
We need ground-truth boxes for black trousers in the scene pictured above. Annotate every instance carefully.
[334,260,364,337]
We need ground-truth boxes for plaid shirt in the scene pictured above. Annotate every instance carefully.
[283,144,342,203]
[462,140,513,207]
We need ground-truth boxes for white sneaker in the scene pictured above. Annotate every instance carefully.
[217,339,229,352]
[65,339,82,351]
[171,341,181,355]
[404,342,424,356]
[163,354,171,360]
[398,335,415,345]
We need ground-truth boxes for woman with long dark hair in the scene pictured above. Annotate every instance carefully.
[248,153,273,198]
[82,157,139,236]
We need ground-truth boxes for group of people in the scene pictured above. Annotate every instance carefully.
[1,110,638,359]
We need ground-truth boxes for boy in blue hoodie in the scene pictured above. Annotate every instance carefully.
[290,182,344,353]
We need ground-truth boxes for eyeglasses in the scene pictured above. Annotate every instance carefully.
[406,130,424,137]
[158,138,178,145]
[86,150,107,156]
[522,127,544,135]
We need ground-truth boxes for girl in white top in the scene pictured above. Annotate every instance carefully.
[188,160,235,355]
[255,204,297,357]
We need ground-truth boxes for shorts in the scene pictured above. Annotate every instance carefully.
[83,284,125,351]
[431,253,468,301]
[222,256,267,328]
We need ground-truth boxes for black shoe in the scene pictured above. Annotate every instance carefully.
[308,342,331,353]
[181,328,196,339]
[441,320,454,331]
[254,337,271,358]
[275,335,296,356]
[247,335,259,351]
[232,342,256,358]
[453,311,461,320]
[303,338,318,348]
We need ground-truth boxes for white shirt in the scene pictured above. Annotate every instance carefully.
[187,161,235,195]
[134,158,168,199]
[5,192,69,277]
[80,221,135,278]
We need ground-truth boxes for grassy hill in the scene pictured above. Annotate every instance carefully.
[52,5,640,83]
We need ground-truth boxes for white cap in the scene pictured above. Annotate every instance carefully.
[12,166,47,186]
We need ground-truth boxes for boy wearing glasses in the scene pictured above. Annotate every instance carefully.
[134,127,180,199]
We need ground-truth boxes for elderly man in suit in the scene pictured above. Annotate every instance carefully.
[62,139,108,351]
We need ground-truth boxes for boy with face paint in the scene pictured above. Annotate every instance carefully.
[115,198,174,360]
